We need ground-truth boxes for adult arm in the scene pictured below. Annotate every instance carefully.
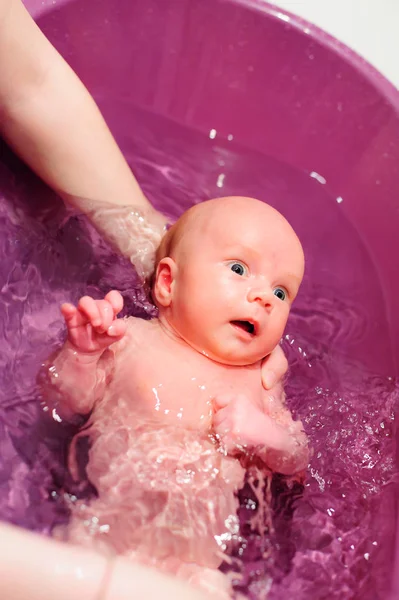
[0,0,167,276]
[0,522,208,600]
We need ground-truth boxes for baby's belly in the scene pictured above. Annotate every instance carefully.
[87,415,245,498]
[68,417,245,567]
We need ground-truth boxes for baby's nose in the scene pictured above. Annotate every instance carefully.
[247,286,274,309]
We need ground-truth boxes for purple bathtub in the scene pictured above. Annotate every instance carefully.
[1,0,399,597]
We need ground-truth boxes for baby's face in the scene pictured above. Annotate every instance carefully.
[156,198,304,366]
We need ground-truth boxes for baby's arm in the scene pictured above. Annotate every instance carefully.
[40,291,127,419]
[213,392,309,476]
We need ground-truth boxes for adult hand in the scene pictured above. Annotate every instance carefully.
[261,344,288,394]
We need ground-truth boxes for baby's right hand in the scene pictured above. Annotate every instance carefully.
[61,290,127,354]
[212,393,261,454]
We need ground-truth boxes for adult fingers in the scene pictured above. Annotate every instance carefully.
[261,345,288,390]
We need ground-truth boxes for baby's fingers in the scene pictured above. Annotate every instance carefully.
[107,318,127,339]
[95,300,115,333]
[61,303,76,321]
[78,296,102,328]
[78,297,115,333]
[61,303,87,327]
[212,408,230,430]
[105,290,124,316]
[212,395,232,411]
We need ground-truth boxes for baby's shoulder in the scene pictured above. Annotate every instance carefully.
[125,317,158,339]
[113,316,158,353]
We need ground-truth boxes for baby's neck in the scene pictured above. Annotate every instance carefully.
[156,314,190,349]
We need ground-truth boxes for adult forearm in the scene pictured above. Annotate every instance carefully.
[0,523,208,600]
[0,0,150,211]
[0,0,168,278]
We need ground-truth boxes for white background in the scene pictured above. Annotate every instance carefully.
[275,0,399,90]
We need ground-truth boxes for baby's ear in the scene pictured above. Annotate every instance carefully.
[153,258,177,307]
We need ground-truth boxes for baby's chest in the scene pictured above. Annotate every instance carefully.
[111,345,213,428]
[113,344,264,429]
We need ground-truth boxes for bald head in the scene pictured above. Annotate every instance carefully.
[155,196,304,273]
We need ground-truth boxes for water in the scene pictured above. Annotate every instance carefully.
[0,105,397,598]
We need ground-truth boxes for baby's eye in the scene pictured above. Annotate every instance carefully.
[229,262,248,277]
[273,287,287,301]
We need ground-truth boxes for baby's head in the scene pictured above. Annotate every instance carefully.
[152,197,304,366]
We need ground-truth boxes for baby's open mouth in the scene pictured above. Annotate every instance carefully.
[231,320,256,335]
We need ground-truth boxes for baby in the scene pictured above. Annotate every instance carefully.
[43,196,309,597]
